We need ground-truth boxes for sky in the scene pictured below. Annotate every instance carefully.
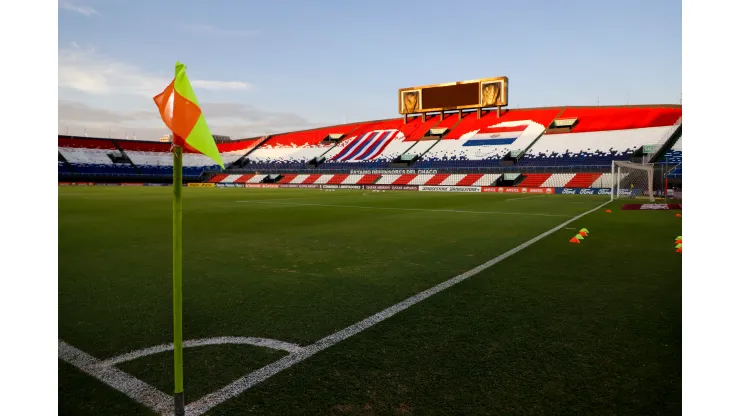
[58,0,682,141]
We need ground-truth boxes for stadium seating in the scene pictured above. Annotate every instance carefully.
[58,137,262,177]
[520,107,682,167]
[57,105,682,187]
[660,137,682,164]
[247,124,360,165]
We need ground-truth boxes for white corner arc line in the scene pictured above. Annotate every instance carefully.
[184,200,612,416]
[58,340,173,415]
[235,200,576,218]
[99,337,304,367]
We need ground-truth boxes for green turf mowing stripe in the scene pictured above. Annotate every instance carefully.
[184,200,611,416]
[235,200,574,217]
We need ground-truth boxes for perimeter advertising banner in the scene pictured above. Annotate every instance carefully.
[215,183,246,188]
[59,182,95,186]
[420,186,481,193]
[556,188,611,195]
[321,185,364,190]
[279,184,322,189]
[243,184,280,188]
[187,183,215,188]
[365,185,419,191]
[481,186,530,193]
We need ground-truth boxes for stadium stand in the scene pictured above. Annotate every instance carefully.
[58,105,682,188]
[519,107,681,167]
[58,136,262,178]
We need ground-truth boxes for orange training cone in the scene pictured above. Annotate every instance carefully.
[579,231,588,237]
[676,213,681,217]
[605,209,612,213]
[569,237,580,244]
[676,247,682,253]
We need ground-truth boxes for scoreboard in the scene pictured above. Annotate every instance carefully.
[398,77,508,115]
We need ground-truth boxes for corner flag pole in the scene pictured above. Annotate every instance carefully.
[153,62,224,415]
[173,140,185,415]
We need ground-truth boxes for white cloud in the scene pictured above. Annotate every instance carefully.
[182,23,260,38]
[58,47,252,97]
[59,1,99,17]
[58,100,323,141]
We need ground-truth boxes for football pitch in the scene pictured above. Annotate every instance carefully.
[58,187,681,415]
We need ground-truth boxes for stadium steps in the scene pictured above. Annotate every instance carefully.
[235,135,271,165]
[302,174,322,184]
[392,174,418,185]
[207,174,229,183]
[648,123,683,163]
[357,174,381,185]
[58,151,76,173]
[456,174,484,186]
[327,174,349,184]
[412,113,471,163]
[277,174,298,184]
[510,109,565,165]
[541,173,576,188]
[234,174,255,183]
[564,173,602,188]
[111,140,142,174]
[425,174,450,186]
[517,173,552,188]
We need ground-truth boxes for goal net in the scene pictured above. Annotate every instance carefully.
[610,161,656,202]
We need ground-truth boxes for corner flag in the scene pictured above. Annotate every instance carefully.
[152,62,223,416]
[154,61,224,168]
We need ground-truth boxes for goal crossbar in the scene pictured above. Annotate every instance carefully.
[611,160,655,202]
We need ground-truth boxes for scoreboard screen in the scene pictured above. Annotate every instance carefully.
[421,83,480,110]
[399,77,508,115]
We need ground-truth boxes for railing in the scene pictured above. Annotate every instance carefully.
[646,116,682,161]
[209,164,615,175]
[666,162,682,177]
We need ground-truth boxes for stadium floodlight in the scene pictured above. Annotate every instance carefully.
[610,160,656,202]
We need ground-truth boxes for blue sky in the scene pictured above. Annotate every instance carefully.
[58,0,681,140]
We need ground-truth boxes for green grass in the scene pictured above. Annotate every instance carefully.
[58,187,681,415]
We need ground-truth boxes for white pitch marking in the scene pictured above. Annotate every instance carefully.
[99,337,304,367]
[235,200,575,218]
[185,200,612,416]
[58,340,173,415]
[504,195,547,202]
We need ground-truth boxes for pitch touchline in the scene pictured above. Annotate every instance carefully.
[235,200,575,218]
[184,200,612,416]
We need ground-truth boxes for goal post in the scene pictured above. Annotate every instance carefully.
[610,160,656,202]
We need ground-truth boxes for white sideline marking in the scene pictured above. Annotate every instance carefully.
[99,337,304,367]
[58,340,173,415]
[185,200,611,416]
[236,200,574,218]
[504,195,546,201]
